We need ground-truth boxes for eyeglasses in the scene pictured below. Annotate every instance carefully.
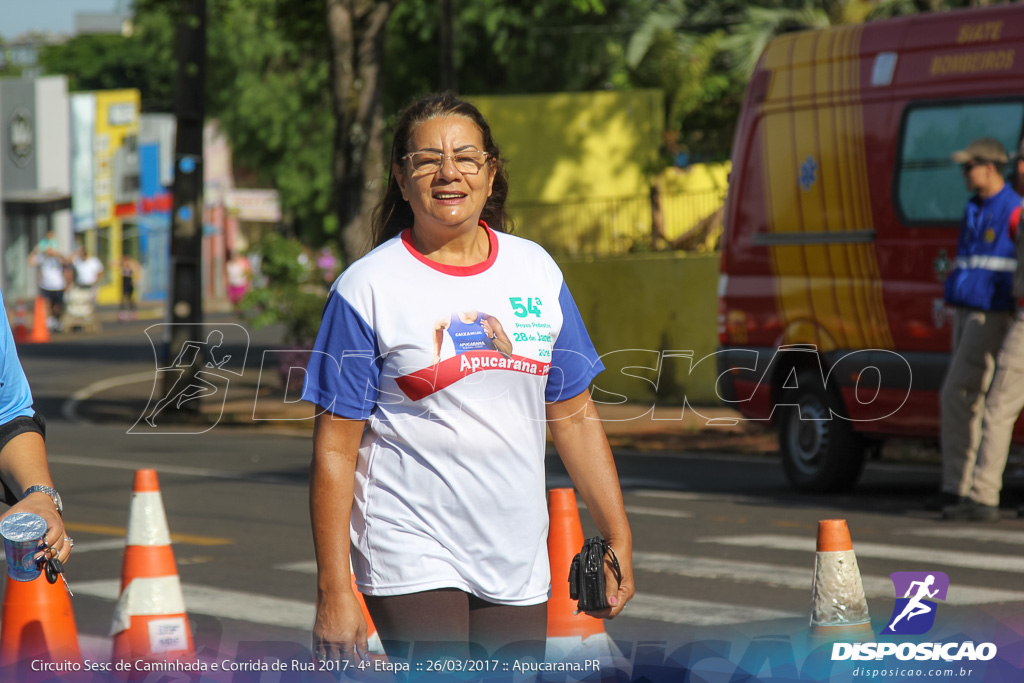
[402,150,490,175]
[961,161,982,174]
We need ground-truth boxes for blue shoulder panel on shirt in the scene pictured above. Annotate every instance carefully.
[302,292,381,419]
[546,281,604,403]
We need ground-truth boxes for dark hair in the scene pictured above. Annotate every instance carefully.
[370,91,512,248]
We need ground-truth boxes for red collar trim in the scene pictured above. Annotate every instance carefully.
[400,223,498,276]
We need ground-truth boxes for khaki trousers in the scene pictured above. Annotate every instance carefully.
[971,309,1024,506]
[940,307,1012,497]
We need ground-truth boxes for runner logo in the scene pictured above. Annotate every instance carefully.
[131,324,249,434]
[881,571,949,635]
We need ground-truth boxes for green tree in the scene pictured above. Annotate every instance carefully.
[58,0,338,243]
[203,0,335,243]
[37,25,175,111]
[385,0,636,105]
[326,0,396,261]
[626,0,745,159]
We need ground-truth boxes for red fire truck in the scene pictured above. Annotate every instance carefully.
[717,5,1024,491]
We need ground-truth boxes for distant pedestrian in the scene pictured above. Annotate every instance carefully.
[28,240,67,333]
[947,141,1024,522]
[316,246,339,284]
[118,255,139,322]
[72,244,104,296]
[225,251,252,307]
[935,138,1020,521]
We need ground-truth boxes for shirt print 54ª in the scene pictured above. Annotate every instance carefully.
[396,300,555,402]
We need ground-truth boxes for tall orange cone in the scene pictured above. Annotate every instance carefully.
[809,519,873,642]
[12,299,29,344]
[27,297,50,344]
[110,470,194,670]
[350,564,385,656]
[545,488,626,673]
[0,571,82,667]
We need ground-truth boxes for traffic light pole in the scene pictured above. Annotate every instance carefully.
[163,0,207,412]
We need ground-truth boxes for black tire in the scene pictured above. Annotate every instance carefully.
[778,371,866,493]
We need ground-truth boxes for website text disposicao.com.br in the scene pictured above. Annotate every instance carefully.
[850,665,980,679]
[836,641,997,680]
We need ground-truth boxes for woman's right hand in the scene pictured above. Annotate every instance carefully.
[312,589,368,665]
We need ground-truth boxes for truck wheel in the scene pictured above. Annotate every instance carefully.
[778,372,866,493]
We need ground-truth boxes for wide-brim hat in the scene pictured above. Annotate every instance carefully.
[951,137,1009,165]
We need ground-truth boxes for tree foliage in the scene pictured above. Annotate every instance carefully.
[34,0,982,248]
[38,24,175,111]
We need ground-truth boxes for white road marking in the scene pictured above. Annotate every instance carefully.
[900,528,1024,546]
[62,371,155,424]
[578,501,693,519]
[73,579,314,630]
[700,535,1024,573]
[626,594,799,626]
[47,454,298,484]
[634,552,1024,605]
[63,539,126,554]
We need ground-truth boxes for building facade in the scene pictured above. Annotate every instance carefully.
[0,76,71,302]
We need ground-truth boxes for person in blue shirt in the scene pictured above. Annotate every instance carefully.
[934,138,1021,521]
[0,290,72,564]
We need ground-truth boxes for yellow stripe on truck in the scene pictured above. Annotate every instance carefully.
[760,24,894,352]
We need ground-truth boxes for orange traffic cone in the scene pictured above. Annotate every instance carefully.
[545,488,625,672]
[110,470,194,670]
[350,565,385,656]
[11,299,29,344]
[0,570,82,668]
[27,297,50,344]
[809,519,873,642]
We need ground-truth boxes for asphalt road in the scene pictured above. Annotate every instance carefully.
[12,318,1024,664]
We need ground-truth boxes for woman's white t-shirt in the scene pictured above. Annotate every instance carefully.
[303,227,603,605]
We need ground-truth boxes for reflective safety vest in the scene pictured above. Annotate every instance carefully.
[945,184,1021,311]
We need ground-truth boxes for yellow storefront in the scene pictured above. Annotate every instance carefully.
[91,89,141,305]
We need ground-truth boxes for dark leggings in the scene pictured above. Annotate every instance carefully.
[363,588,547,663]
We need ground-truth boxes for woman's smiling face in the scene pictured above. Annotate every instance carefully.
[395,116,496,234]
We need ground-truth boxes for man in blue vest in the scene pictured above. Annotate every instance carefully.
[934,138,1020,521]
[947,140,1024,521]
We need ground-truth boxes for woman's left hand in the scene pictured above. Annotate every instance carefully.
[1,494,71,566]
[584,538,634,620]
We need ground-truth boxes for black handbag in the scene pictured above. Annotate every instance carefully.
[567,536,622,612]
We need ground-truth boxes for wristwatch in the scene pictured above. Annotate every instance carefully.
[23,485,63,515]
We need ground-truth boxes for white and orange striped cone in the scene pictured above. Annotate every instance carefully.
[809,519,873,643]
[545,488,629,677]
[110,469,194,671]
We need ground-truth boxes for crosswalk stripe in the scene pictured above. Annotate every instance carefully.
[63,539,127,554]
[624,506,693,519]
[73,580,314,630]
[700,535,1024,573]
[634,552,1024,605]
[579,500,694,518]
[80,574,789,630]
[901,528,1024,545]
[626,594,799,626]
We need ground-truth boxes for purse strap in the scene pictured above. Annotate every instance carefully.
[602,540,622,586]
